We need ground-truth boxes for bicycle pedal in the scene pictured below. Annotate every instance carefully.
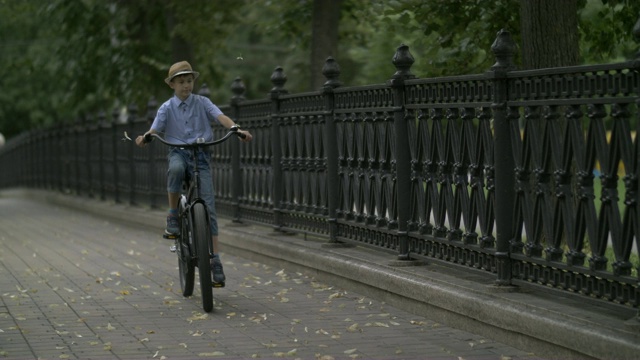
[213,282,225,288]
[169,245,176,253]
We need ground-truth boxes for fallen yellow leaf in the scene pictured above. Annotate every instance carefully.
[199,351,226,357]
[188,313,209,321]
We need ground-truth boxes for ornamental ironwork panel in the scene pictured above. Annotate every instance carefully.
[131,120,150,205]
[333,85,399,245]
[87,123,102,198]
[276,92,328,234]
[101,121,118,201]
[403,75,497,271]
[507,64,639,305]
[211,122,235,202]
[234,100,272,210]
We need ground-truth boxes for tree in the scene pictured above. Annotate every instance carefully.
[367,0,638,75]
[520,0,580,69]
[311,0,344,89]
[2,0,640,141]
[0,0,242,139]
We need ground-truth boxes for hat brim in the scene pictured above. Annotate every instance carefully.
[165,71,200,85]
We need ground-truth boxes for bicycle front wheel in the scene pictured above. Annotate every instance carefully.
[177,203,195,297]
[193,203,213,312]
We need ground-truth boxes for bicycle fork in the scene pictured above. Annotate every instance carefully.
[169,195,190,254]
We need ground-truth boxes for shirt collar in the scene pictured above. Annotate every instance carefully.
[171,94,193,107]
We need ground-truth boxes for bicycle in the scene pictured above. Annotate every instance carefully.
[139,126,245,312]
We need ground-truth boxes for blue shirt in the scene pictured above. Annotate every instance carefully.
[151,94,223,144]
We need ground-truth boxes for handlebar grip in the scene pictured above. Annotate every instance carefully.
[230,125,246,139]
[143,133,153,143]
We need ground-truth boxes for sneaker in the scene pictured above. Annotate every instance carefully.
[165,215,179,235]
[211,256,226,284]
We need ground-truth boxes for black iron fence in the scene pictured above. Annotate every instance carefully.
[1,28,638,311]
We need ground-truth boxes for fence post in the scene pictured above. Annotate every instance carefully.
[146,97,158,208]
[54,123,63,192]
[389,44,416,261]
[85,113,94,198]
[230,77,246,222]
[489,29,517,285]
[97,110,107,201]
[321,57,342,243]
[127,104,138,205]
[112,107,121,203]
[631,12,640,322]
[73,116,81,195]
[270,66,288,230]
[26,131,34,188]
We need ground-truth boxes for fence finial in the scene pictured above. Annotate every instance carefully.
[97,110,106,127]
[390,44,416,87]
[146,97,158,123]
[490,29,517,71]
[111,107,120,125]
[322,56,341,89]
[127,103,138,124]
[270,66,288,96]
[198,83,211,98]
[231,77,246,104]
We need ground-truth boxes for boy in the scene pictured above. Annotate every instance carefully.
[136,60,252,285]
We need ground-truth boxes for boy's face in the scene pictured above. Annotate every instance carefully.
[169,74,195,100]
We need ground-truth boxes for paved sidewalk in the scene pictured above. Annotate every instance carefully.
[0,190,537,359]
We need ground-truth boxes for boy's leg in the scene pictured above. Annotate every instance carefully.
[166,150,187,235]
[211,235,225,284]
[212,235,220,254]
[168,193,180,209]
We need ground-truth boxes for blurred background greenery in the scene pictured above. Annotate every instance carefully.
[1,0,638,140]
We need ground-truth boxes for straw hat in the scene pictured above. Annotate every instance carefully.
[164,61,200,85]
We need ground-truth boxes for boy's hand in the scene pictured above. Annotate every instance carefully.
[238,130,252,142]
[135,135,147,147]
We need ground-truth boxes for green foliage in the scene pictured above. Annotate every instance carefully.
[1,0,639,140]
[0,0,240,139]
[214,0,311,100]
[579,0,640,62]
[342,0,520,83]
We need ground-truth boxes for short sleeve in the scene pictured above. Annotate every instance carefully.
[151,102,169,133]
[202,96,223,124]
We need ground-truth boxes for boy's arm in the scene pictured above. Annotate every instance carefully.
[217,114,253,142]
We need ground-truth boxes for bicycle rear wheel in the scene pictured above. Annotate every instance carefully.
[178,201,195,297]
[193,203,213,312]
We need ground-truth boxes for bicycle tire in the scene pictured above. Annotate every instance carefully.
[193,203,213,312]
[178,200,195,297]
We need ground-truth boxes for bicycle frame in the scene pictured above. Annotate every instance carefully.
[182,149,207,225]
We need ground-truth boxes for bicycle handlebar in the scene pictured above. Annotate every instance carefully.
[144,125,246,147]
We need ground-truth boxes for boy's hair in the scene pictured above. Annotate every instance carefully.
[165,61,199,85]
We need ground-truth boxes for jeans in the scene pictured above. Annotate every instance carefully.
[167,148,218,236]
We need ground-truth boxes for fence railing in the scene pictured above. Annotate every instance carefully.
[1,28,638,313]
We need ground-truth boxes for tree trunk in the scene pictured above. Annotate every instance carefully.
[165,7,194,66]
[310,0,342,90]
[520,0,579,69]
